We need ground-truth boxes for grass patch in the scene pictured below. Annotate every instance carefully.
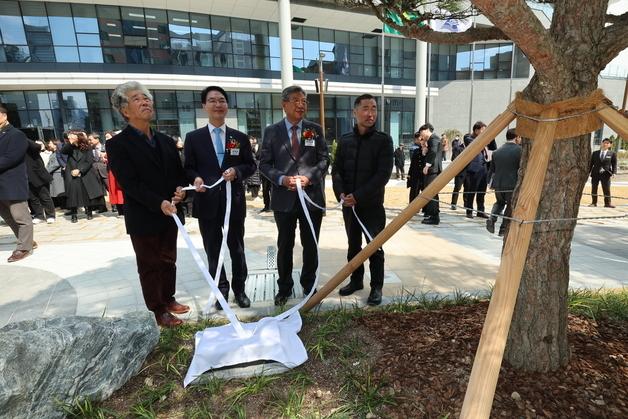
[57,398,115,418]
[340,365,396,416]
[568,287,628,321]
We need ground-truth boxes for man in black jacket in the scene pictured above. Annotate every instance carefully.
[107,81,189,328]
[332,94,393,306]
[487,129,521,236]
[450,135,466,209]
[25,139,55,223]
[589,137,617,208]
[463,121,497,218]
[416,123,442,225]
[0,103,35,262]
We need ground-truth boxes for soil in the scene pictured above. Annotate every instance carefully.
[97,302,627,418]
[358,302,628,418]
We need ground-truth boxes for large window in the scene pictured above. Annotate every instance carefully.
[430,42,530,81]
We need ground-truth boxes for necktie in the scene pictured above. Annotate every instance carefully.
[291,125,300,159]
[213,127,224,166]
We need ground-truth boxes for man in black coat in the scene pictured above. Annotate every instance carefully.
[259,85,329,306]
[463,121,497,218]
[487,129,522,236]
[185,86,256,310]
[0,103,35,262]
[106,81,189,328]
[25,139,55,223]
[450,135,466,209]
[332,94,393,306]
[589,137,618,208]
[393,144,405,179]
[416,123,442,225]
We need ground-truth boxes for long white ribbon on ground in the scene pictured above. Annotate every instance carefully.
[179,178,319,386]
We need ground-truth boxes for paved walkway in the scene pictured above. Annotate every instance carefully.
[2,182,627,328]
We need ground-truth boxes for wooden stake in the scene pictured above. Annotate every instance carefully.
[301,106,516,312]
[460,108,558,419]
[596,104,628,139]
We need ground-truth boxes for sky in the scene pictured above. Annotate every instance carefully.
[603,0,628,77]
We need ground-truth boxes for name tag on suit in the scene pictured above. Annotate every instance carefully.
[305,139,315,147]
[229,148,240,156]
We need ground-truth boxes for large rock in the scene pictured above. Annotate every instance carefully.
[0,311,159,419]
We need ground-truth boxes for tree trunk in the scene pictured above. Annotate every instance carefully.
[504,0,608,371]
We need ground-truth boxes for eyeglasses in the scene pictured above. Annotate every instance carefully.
[286,98,307,105]
[207,99,227,105]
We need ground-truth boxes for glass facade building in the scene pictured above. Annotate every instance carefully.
[0,1,531,142]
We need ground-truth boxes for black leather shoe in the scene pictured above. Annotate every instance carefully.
[466,211,474,219]
[235,292,251,308]
[339,282,363,296]
[477,212,489,219]
[274,293,289,306]
[421,216,440,225]
[215,293,228,311]
[367,288,382,306]
[71,214,78,223]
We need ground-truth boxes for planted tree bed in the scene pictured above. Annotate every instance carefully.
[88,299,626,418]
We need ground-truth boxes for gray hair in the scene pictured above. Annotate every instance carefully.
[111,81,153,120]
[281,85,307,102]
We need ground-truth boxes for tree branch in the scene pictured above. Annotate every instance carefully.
[472,0,562,80]
[364,1,507,44]
[605,12,628,25]
[600,12,628,68]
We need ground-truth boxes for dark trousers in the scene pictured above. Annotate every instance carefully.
[490,191,513,234]
[591,173,611,206]
[261,177,271,209]
[130,225,178,313]
[198,215,248,297]
[29,184,55,220]
[274,203,323,295]
[463,168,487,213]
[423,173,439,217]
[343,205,385,289]
[451,173,466,206]
[395,164,405,179]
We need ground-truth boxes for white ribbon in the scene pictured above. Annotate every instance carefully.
[174,179,249,338]
[300,188,374,243]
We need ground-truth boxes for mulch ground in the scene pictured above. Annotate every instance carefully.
[358,302,628,418]
[98,302,626,418]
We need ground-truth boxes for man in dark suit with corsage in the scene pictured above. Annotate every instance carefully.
[589,137,617,208]
[106,81,189,328]
[184,86,256,310]
[259,85,329,306]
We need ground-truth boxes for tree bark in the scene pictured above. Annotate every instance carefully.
[503,0,608,371]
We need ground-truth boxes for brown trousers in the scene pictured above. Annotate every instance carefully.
[130,224,178,313]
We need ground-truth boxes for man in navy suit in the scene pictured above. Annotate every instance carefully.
[589,137,618,208]
[0,103,35,262]
[259,85,329,306]
[184,86,256,310]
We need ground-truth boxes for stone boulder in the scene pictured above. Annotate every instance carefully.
[0,311,159,419]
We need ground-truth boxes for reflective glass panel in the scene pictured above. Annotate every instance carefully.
[79,47,103,63]
[54,46,79,62]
